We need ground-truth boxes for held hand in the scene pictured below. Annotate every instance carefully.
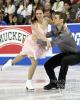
[46,41,51,50]
[32,34,37,42]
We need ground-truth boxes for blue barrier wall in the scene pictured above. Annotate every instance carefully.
[0,23,80,65]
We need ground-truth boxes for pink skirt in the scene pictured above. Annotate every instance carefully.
[20,35,47,59]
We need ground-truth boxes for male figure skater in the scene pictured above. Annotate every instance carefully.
[44,12,80,90]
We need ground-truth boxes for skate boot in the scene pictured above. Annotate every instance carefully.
[1,59,12,71]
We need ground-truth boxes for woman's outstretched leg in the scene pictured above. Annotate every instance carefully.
[12,55,27,65]
[1,55,26,70]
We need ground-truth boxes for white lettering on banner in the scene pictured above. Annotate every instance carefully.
[72,32,80,46]
[0,28,29,47]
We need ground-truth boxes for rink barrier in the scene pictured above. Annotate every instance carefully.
[0,24,80,65]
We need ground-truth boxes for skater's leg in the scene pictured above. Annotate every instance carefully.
[26,57,37,90]
[2,54,27,70]
[12,55,27,65]
[28,57,37,79]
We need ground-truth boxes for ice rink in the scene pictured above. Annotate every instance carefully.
[0,65,80,100]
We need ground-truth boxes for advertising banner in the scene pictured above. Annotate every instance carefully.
[0,25,32,65]
[0,25,32,54]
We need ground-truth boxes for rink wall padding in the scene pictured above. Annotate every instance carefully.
[0,24,80,65]
[0,57,50,65]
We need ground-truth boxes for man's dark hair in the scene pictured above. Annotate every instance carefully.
[55,12,67,23]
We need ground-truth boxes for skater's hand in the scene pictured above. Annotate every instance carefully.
[46,41,51,50]
[32,34,38,42]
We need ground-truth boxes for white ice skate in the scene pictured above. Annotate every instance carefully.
[26,80,34,91]
[1,59,12,71]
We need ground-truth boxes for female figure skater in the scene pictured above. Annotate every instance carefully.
[2,6,51,90]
